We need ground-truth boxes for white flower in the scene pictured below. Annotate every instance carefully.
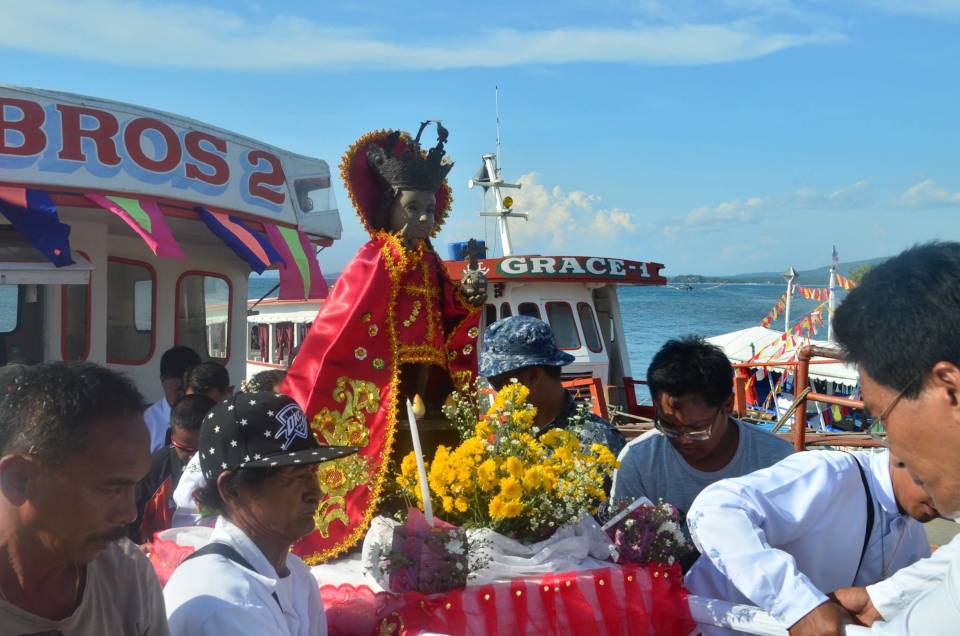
[445,538,465,555]
[658,520,679,535]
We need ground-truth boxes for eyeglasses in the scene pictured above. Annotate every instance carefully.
[654,406,723,441]
[171,439,198,455]
[866,378,917,447]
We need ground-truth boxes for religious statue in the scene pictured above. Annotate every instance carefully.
[283,122,486,564]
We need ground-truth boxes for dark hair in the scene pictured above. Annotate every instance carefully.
[488,364,562,389]
[0,362,145,463]
[170,394,216,433]
[834,242,960,398]
[194,466,282,515]
[160,346,201,380]
[246,370,286,393]
[184,362,230,395]
[647,336,733,408]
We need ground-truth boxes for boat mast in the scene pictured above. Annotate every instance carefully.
[469,86,524,257]
[826,249,838,342]
[783,267,797,334]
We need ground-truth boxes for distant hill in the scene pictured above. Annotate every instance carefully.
[672,257,888,284]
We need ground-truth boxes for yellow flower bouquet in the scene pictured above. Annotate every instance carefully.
[396,381,619,543]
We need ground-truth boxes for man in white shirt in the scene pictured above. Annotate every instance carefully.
[0,363,168,635]
[143,346,201,453]
[163,391,357,636]
[685,450,935,636]
[829,241,960,634]
[611,336,793,569]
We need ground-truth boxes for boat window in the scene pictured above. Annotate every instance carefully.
[107,258,155,364]
[249,323,269,362]
[0,286,18,333]
[517,302,541,319]
[176,273,231,363]
[274,322,294,366]
[484,304,497,326]
[62,282,91,362]
[577,302,603,353]
[545,302,580,350]
[500,302,512,319]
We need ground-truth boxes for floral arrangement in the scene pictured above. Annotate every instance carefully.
[605,500,690,566]
[396,381,619,543]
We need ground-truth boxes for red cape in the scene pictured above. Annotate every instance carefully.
[283,233,480,563]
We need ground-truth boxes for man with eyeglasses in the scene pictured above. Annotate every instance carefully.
[610,336,793,569]
[684,450,935,636]
[826,241,960,635]
[131,394,215,544]
[479,316,626,456]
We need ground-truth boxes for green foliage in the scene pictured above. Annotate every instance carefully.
[848,263,875,284]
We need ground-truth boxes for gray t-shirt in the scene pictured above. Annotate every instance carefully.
[611,419,794,527]
[0,539,169,636]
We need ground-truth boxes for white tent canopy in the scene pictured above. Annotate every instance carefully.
[707,326,859,388]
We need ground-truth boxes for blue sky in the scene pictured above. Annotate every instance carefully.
[3,0,959,276]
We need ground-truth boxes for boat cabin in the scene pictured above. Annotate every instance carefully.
[0,85,340,403]
[245,297,322,379]
[446,254,666,413]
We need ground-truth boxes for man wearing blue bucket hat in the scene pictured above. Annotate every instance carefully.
[479,315,626,455]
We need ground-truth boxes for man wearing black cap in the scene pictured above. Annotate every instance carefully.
[163,392,356,636]
[480,315,625,455]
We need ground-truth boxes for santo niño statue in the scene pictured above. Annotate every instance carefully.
[283,122,486,564]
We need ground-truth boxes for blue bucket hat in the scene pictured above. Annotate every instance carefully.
[479,316,576,378]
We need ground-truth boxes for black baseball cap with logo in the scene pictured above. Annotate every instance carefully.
[198,391,357,483]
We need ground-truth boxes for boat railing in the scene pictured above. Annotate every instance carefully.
[728,348,878,450]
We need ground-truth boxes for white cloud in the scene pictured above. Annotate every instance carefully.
[0,0,843,71]
[664,180,871,236]
[857,0,960,19]
[895,179,960,207]
[462,172,641,254]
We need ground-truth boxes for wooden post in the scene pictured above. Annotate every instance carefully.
[793,347,812,451]
[733,368,748,418]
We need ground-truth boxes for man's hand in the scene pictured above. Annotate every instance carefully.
[832,586,883,626]
[788,601,854,636]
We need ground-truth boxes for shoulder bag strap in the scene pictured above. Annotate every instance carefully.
[184,542,282,609]
[853,457,877,584]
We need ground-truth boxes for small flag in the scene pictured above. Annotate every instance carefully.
[0,187,74,267]
[195,206,283,274]
[85,194,184,259]
[264,224,328,300]
[832,245,840,266]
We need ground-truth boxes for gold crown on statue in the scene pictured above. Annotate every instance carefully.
[367,121,454,192]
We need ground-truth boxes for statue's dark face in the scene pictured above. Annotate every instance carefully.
[388,190,436,247]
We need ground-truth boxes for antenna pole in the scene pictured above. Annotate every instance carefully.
[495,85,502,178]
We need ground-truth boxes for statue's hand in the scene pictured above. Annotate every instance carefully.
[459,268,488,306]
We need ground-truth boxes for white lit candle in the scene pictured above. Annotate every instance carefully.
[406,397,434,527]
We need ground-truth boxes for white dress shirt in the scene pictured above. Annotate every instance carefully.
[164,516,327,636]
[866,533,960,634]
[684,450,929,634]
[143,398,172,453]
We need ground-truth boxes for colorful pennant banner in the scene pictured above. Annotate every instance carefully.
[85,194,184,259]
[0,187,74,267]
[790,302,827,339]
[797,287,829,301]
[264,224,328,300]
[195,206,283,274]
[760,294,787,328]
[834,272,857,290]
